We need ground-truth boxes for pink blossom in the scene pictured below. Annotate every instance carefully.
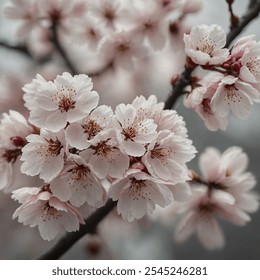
[184,24,229,65]
[89,0,122,29]
[175,185,234,249]
[109,169,174,222]
[128,4,167,50]
[22,74,47,111]
[3,0,40,37]
[184,72,228,131]
[239,42,260,83]
[12,186,84,241]
[0,111,37,193]
[230,35,256,59]
[176,146,259,249]
[50,155,107,207]
[20,130,66,182]
[99,31,147,70]
[69,18,104,51]
[142,130,196,183]
[114,103,157,157]
[211,75,260,120]
[26,72,99,132]
[156,110,188,137]
[80,129,130,179]
[65,105,113,150]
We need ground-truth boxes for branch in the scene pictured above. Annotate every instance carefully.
[0,40,32,58]
[164,0,260,110]
[51,22,78,75]
[38,199,117,260]
[225,0,260,47]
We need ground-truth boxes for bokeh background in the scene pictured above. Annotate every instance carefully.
[0,0,260,259]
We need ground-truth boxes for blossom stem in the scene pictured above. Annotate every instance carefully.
[0,40,31,58]
[38,199,117,260]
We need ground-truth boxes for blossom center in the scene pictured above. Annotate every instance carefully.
[83,119,102,139]
[129,178,151,200]
[47,139,63,156]
[41,204,62,221]
[122,126,137,140]
[93,140,114,157]
[1,148,21,163]
[70,164,90,181]
[151,144,172,161]
[224,85,241,103]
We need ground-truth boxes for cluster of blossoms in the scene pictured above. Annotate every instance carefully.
[174,146,259,249]
[1,72,197,240]
[3,0,202,60]
[183,24,260,131]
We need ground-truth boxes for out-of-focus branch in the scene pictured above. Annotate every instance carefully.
[164,0,260,110]
[0,40,31,58]
[38,199,117,260]
[51,22,78,75]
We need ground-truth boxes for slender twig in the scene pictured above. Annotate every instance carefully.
[0,40,32,58]
[36,1,260,260]
[88,60,114,78]
[226,0,239,30]
[225,0,260,47]
[38,199,117,260]
[51,22,78,75]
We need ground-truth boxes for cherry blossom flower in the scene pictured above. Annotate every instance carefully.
[211,75,260,120]
[69,18,104,51]
[3,0,40,37]
[184,24,229,65]
[22,74,47,111]
[174,184,234,249]
[12,186,84,241]
[89,0,122,29]
[37,0,88,30]
[80,129,130,179]
[20,129,66,182]
[109,169,174,222]
[131,95,164,123]
[0,110,37,192]
[175,147,259,249]
[114,103,157,157]
[142,130,196,183]
[50,154,107,207]
[184,72,228,131]
[239,42,260,83]
[26,72,99,132]
[156,110,188,137]
[230,35,256,59]
[129,4,167,50]
[99,31,147,70]
[65,105,113,150]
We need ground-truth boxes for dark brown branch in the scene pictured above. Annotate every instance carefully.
[225,0,260,47]
[164,67,193,110]
[51,22,78,75]
[226,0,239,30]
[0,40,32,58]
[38,199,117,260]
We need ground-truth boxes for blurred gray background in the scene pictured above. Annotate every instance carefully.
[0,0,260,259]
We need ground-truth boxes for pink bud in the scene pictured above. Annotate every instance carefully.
[10,136,25,147]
